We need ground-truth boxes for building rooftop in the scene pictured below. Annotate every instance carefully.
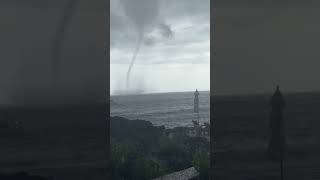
[152,167,199,180]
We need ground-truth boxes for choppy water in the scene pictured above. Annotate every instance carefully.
[110,91,210,128]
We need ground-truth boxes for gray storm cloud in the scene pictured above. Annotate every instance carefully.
[118,0,174,90]
[158,23,174,38]
[111,0,210,94]
[143,23,174,46]
[119,0,159,89]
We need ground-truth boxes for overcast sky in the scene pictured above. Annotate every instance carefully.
[110,0,210,95]
[214,1,320,95]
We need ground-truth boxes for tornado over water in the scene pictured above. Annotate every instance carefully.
[126,33,143,88]
[119,0,159,91]
[113,0,174,93]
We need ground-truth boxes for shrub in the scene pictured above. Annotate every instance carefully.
[110,141,139,179]
[133,157,164,180]
[193,149,210,180]
[157,136,192,172]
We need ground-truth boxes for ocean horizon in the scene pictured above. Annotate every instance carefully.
[110,91,210,128]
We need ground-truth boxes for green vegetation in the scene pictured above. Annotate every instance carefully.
[193,149,210,180]
[109,116,210,180]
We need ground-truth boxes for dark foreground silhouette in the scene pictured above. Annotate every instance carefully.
[0,172,48,180]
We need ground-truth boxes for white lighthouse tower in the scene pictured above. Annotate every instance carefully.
[194,89,200,123]
[192,89,202,137]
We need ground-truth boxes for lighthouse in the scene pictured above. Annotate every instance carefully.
[194,89,200,123]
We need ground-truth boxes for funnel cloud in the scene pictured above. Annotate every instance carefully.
[111,0,209,95]
[126,33,143,88]
[119,0,162,89]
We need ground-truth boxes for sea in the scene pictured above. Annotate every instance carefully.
[110,91,210,128]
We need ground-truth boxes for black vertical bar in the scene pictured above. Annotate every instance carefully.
[280,160,284,180]
[106,0,110,163]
